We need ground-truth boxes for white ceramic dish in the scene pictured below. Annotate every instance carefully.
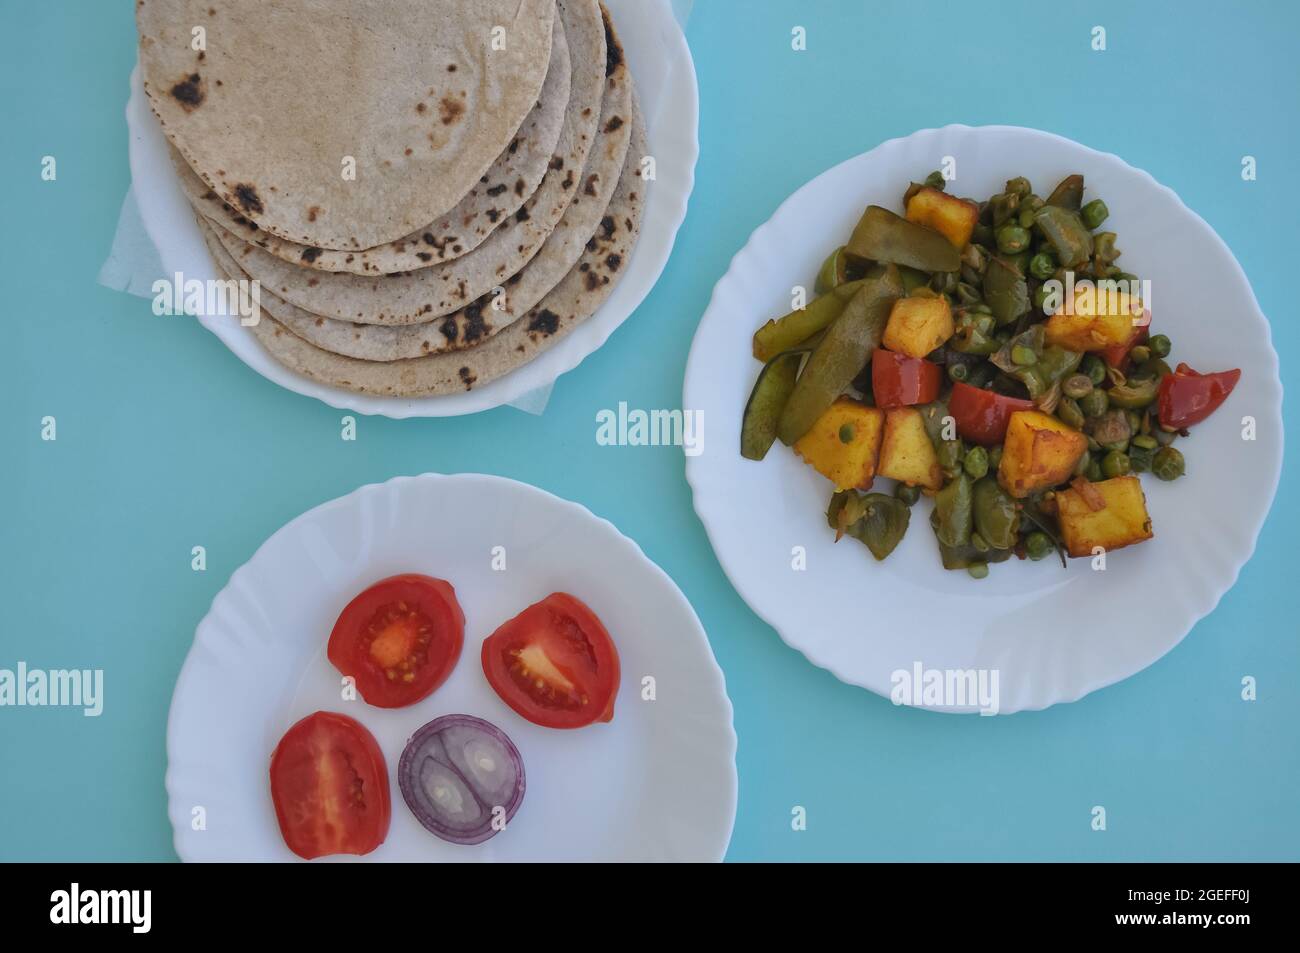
[166,473,737,861]
[684,125,1282,714]
[127,0,697,417]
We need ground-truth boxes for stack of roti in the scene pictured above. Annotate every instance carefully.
[137,0,644,396]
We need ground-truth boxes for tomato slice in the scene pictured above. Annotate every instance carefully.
[269,711,390,860]
[481,593,620,729]
[327,574,465,709]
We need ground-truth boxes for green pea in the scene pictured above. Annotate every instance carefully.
[1085,456,1104,482]
[967,562,990,579]
[1148,334,1171,358]
[938,439,965,469]
[1018,206,1037,229]
[1081,198,1109,229]
[1101,450,1131,478]
[1128,444,1154,473]
[1152,446,1186,481]
[1081,354,1107,385]
[1005,177,1032,197]
[1079,388,1110,418]
[1057,397,1086,430]
[1061,374,1093,399]
[963,446,990,480]
[1024,531,1053,561]
[895,483,922,505]
[1130,345,1151,365]
[996,225,1031,255]
[1011,344,1038,366]
[1125,410,1143,434]
[987,445,1003,470]
[924,170,947,191]
[1029,252,1056,280]
[948,362,970,383]
[1131,434,1158,450]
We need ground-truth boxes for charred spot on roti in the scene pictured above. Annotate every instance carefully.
[170,72,205,110]
[528,309,560,337]
[447,64,457,72]
[458,367,476,389]
[562,170,575,190]
[486,184,507,197]
[439,96,465,125]
[584,175,599,196]
[605,253,622,272]
[486,209,500,224]
[549,156,565,170]
[600,216,616,239]
[416,102,427,114]
[308,277,319,287]
[508,138,520,155]
[440,317,458,342]
[603,11,623,76]
[307,206,320,222]
[603,116,624,134]
[462,302,489,343]
[584,271,601,291]
[232,183,264,214]
[300,246,322,263]
[515,206,530,223]
[514,178,526,196]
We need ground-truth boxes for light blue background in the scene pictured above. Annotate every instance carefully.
[2,0,1296,861]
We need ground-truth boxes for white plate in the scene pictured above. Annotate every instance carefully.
[684,125,1282,714]
[127,0,697,418]
[166,474,737,861]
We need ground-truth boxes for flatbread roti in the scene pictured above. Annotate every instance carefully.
[205,3,631,335]
[205,113,644,362]
[139,0,557,249]
[204,116,645,396]
[176,12,574,274]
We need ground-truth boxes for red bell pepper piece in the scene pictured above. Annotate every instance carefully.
[948,381,1035,446]
[871,349,942,409]
[1102,326,1148,369]
[1156,364,1241,429]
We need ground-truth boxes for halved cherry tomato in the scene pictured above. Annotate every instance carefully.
[481,592,620,730]
[871,348,942,409]
[1157,363,1241,430]
[327,574,464,709]
[948,381,1036,446]
[270,711,390,860]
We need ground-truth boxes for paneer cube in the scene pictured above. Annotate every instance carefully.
[877,407,943,490]
[1044,283,1150,352]
[793,398,885,491]
[997,410,1088,498]
[905,187,979,249]
[1056,475,1154,557]
[882,296,954,359]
